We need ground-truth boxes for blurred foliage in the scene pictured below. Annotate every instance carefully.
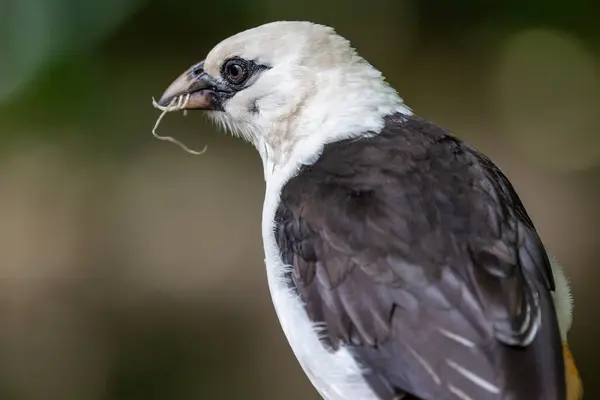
[0,0,141,102]
[0,0,599,399]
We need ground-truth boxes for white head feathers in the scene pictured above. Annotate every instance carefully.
[204,21,411,171]
[156,21,411,176]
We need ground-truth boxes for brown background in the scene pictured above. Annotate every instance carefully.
[0,0,599,398]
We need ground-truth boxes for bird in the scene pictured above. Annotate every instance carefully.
[153,21,582,400]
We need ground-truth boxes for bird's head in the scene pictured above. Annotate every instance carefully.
[156,21,410,174]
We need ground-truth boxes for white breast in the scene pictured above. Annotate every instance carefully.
[261,176,379,400]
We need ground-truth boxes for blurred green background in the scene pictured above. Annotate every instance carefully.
[0,0,599,399]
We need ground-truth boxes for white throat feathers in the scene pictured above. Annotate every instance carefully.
[203,21,412,179]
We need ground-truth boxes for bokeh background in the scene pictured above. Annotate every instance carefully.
[0,0,599,399]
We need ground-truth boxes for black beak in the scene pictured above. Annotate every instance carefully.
[157,61,216,110]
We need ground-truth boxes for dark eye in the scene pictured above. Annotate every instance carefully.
[222,59,249,85]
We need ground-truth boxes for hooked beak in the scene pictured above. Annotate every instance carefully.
[156,61,217,110]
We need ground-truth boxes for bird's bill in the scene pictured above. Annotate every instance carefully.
[156,61,216,111]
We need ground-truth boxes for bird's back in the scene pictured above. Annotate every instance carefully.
[274,113,566,399]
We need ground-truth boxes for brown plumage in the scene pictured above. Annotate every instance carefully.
[275,114,566,399]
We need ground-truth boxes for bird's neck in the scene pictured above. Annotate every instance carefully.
[260,66,412,183]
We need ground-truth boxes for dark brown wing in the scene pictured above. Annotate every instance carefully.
[274,115,565,400]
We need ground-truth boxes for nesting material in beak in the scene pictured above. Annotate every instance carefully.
[150,95,207,155]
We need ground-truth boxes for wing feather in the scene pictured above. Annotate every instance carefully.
[274,115,565,400]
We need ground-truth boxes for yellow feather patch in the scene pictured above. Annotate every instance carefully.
[564,341,583,400]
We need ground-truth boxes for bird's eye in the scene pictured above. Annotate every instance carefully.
[228,64,243,78]
[222,59,249,85]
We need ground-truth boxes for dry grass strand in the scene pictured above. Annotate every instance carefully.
[151,95,207,155]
